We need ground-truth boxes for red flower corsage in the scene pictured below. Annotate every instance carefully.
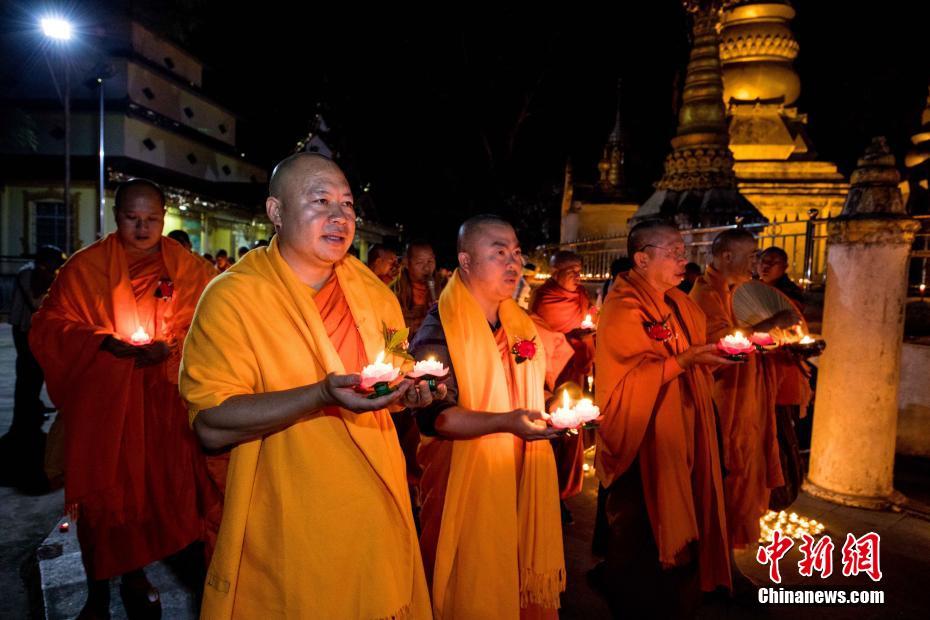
[511,337,537,364]
[643,315,674,342]
[154,278,174,301]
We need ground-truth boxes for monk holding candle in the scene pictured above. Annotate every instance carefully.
[29,179,219,619]
[530,250,594,516]
[180,153,436,619]
[410,214,566,619]
[689,229,791,558]
[595,220,732,617]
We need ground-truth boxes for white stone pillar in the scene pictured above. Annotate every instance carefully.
[805,138,921,509]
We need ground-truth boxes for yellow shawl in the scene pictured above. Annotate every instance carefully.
[431,270,565,618]
[180,237,430,619]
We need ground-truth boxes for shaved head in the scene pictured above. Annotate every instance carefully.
[406,240,434,259]
[711,228,756,257]
[264,152,356,287]
[114,178,165,212]
[627,220,678,257]
[550,250,582,270]
[711,228,757,285]
[457,214,513,254]
[269,152,343,199]
[759,246,788,262]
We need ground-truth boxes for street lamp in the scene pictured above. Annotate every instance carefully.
[41,17,72,41]
[40,15,73,253]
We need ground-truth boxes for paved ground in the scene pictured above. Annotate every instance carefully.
[2,322,928,619]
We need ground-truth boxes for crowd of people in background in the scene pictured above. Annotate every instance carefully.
[0,153,815,619]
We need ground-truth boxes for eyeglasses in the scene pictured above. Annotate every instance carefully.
[638,244,688,261]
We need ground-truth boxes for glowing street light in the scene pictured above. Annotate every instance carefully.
[40,15,75,251]
[41,17,72,41]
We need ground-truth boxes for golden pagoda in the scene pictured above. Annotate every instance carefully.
[720,1,849,227]
[632,0,766,228]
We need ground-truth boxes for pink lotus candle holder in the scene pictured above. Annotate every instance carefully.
[360,351,401,398]
[717,331,754,362]
[407,357,449,391]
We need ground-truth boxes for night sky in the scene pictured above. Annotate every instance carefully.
[7,1,930,263]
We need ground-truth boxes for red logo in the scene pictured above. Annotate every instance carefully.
[798,534,835,578]
[757,530,794,584]
[757,531,882,583]
[841,532,882,582]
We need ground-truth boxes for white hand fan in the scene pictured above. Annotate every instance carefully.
[732,280,797,327]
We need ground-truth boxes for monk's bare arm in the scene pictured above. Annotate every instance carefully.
[435,406,563,441]
[193,374,411,450]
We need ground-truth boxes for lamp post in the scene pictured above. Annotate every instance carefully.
[40,17,73,253]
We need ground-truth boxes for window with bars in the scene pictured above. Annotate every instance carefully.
[34,201,70,250]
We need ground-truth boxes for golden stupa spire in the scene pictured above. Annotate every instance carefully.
[598,79,626,193]
[633,0,765,227]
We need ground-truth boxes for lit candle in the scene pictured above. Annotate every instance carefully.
[410,357,447,377]
[580,313,595,330]
[550,391,580,429]
[407,356,449,390]
[130,326,151,345]
[586,375,594,393]
[717,331,753,359]
[573,398,600,424]
[799,334,815,345]
[360,351,400,395]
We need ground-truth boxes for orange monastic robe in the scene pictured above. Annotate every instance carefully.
[530,279,593,500]
[530,279,594,384]
[690,265,783,547]
[595,269,730,592]
[29,234,217,579]
[180,238,430,619]
[417,271,564,619]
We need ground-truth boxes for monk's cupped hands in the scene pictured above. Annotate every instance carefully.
[506,409,566,441]
[320,373,446,413]
[100,335,172,368]
[677,343,739,369]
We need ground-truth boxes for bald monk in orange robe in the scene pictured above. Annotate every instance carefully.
[530,251,593,505]
[180,153,435,619]
[690,229,790,551]
[595,221,731,617]
[411,215,566,619]
[29,179,218,619]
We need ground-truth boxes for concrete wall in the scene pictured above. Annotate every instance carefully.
[898,341,930,458]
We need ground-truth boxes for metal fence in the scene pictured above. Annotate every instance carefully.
[535,211,930,294]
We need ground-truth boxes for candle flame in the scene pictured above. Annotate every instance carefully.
[130,326,151,344]
[374,350,385,365]
[734,330,743,339]
[584,314,592,322]
[562,390,570,409]
[427,355,435,363]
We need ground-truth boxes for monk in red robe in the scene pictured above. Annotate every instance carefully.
[690,229,793,585]
[30,179,219,619]
[530,250,594,513]
[595,221,732,617]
